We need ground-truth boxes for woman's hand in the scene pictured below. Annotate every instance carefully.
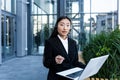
[55,55,65,64]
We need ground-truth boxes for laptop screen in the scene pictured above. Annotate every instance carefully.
[66,70,83,78]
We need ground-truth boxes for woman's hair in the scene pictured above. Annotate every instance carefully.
[50,16,72,38]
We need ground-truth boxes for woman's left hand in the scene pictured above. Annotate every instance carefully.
[55,55,65,64]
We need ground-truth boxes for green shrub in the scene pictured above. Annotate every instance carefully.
[83,28,120,79]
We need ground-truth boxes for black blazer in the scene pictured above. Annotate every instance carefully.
[43,36,86,80]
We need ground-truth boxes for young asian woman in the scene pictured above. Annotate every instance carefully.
[43,16,86,80]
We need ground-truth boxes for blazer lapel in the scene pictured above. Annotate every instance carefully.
[55,37,70,60]
[55,37,76,62]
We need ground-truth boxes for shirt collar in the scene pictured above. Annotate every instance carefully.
[57,35,68,41]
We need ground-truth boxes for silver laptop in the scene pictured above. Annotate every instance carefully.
[56,55,109,80]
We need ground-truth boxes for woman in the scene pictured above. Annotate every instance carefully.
[43,16,86,80]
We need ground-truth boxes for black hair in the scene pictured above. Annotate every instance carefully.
[50,16,72,38]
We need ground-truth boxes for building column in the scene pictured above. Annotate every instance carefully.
[27,0,32,55]
[79,0,86,51]
[57,0,66,18]
[16,0,28,56]
[0,0,2,64]
[118,0,120,26]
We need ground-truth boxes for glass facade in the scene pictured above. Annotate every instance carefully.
[62,0,119,50]
[31,0,119,52]
[1,12,16,61]
[32,2,57,53]
[1,0,16,61]
[1,0,16,14]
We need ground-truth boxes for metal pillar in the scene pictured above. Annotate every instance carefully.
[57,0,66,18]
[117,0,119,26]
[0,0,2,64]
[89,0,92,39]
[27,0,33,55]
[79,0,86,51]
[79,0,84,33]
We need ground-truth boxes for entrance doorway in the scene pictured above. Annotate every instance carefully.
[1,11,16,61]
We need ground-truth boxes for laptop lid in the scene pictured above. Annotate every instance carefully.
[56,55,109,80]
[78,54,109,80]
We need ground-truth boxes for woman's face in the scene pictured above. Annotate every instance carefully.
[57,18,71,39]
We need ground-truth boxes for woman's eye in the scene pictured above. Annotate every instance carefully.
[60,24,64,26]
[67,25,70,27]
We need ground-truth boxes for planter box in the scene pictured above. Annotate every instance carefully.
[85,78,109,80]
[38,46,44,55]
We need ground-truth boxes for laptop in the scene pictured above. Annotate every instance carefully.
[56,55,109,80]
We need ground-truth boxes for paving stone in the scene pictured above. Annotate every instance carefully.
[0,56,48,80]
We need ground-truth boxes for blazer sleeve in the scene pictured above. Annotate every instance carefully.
[43,40,56,69]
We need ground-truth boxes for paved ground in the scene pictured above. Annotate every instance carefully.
[0,55,48,80]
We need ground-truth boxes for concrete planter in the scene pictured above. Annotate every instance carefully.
[38,46,44,55]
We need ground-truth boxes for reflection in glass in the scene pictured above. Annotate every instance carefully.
[2,0,16,14]
[6,0,11,12]
[1,15,15,61]
[1,15,4,58]
[1,0,4,10]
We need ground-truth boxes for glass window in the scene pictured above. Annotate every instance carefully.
[33,4,37,14]
[6,0,11,12]
[11,0,16,14]
[1,0,16,14]
[1,0,5,10]
[84,0,117,13]
[101,20,105,26]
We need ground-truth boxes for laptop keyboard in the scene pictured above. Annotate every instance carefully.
[66,70,83,78]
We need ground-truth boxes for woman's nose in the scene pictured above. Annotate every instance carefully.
[63,25,68,29]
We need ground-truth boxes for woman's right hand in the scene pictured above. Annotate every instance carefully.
[55,55,65,64]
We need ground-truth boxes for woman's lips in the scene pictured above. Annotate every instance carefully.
[62,31,67,33]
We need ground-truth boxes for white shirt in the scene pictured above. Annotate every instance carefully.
[58,35,68,54]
